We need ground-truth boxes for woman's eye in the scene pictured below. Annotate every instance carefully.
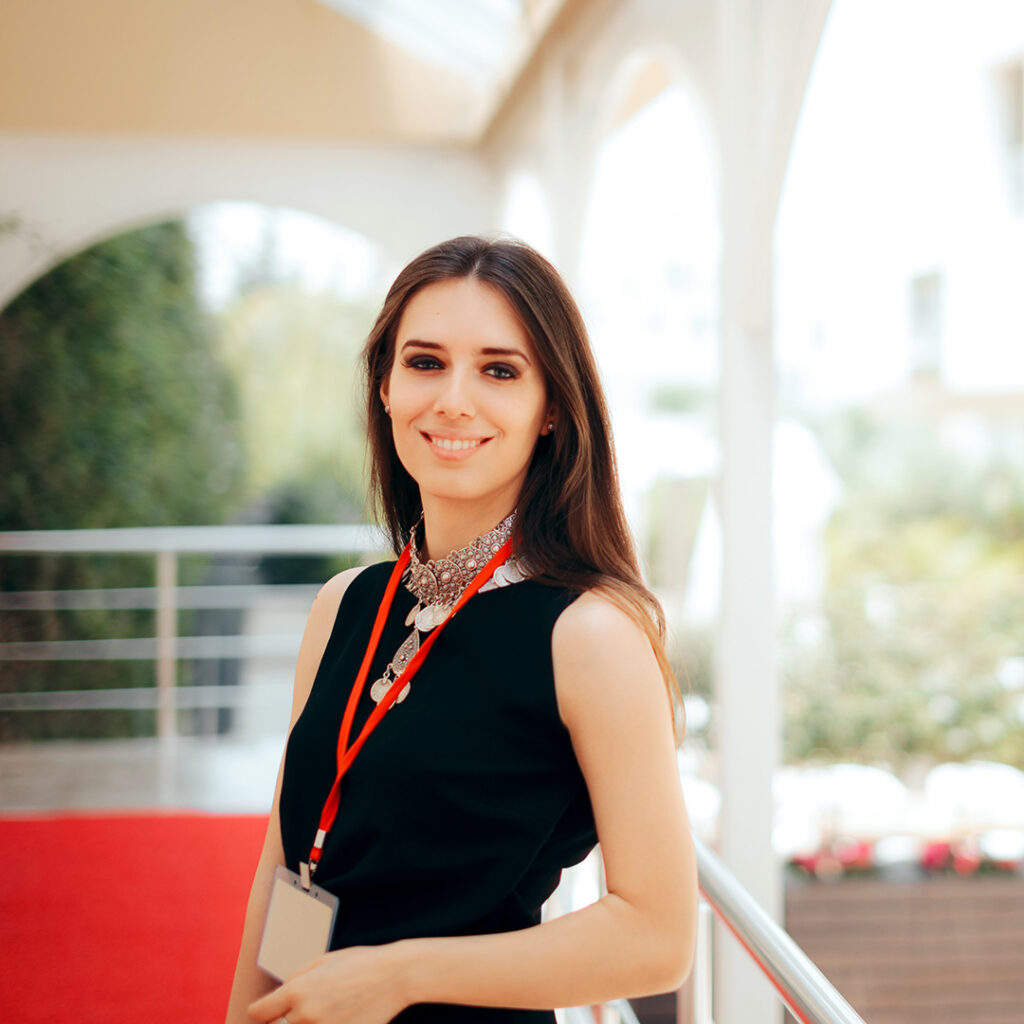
[485,363,519,380]
[405,356,443,371]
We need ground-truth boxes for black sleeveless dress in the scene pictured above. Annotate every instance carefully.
[279,562,598,1023]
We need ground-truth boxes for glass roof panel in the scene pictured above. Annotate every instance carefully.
[315,0,529,87]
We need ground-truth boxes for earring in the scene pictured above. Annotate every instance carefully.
[546,420,554,433]
[384,404,391,415]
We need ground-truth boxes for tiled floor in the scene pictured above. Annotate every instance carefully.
[0,733,286,812]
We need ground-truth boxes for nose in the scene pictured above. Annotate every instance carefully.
[433,367,475,420]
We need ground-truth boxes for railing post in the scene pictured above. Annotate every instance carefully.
[681,901,714,1024]
[155,549,177,801]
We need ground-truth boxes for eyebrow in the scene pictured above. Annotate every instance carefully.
[400,339,532,363]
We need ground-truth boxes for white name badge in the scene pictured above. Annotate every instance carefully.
[257,865,340,982]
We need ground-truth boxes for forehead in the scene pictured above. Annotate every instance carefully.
[396,277,534,354]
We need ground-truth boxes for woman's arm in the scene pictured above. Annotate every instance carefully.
[224,566,365,1024]
[249,590,697,1022]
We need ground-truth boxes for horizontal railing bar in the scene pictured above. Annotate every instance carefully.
[0,523,388,555]
[0,583,320,611]
[695,836,867,1024]
[0,634,300,661]
[0,683,287,711]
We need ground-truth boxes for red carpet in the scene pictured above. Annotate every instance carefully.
[0,812,269,1023]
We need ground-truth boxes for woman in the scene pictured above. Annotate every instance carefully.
[227,236,697,1024]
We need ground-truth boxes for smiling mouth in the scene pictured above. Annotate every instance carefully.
[424,433,489,452]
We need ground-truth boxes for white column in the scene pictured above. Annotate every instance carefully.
[538,56,594,291]
[714,1,781,1023]
[716,266,780,1024]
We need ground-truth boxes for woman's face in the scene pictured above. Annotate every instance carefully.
[382,276,552,522]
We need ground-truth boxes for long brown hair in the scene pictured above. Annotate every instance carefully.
[362,235,683,738]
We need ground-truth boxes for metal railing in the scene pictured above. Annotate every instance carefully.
[0,524,386,736]
[689,901,714,1024]
[564,1002,642,1024]
[693,838,867,1024]
[1,526,867,1024]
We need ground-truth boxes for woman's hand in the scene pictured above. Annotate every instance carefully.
[247,943,413,1024]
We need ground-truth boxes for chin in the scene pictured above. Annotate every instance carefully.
[418,472,525,509]
[420,482,497,505]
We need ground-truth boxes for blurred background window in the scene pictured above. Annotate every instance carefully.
[776,0,1024,776]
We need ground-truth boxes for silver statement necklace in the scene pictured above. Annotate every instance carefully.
[368,511,523,706]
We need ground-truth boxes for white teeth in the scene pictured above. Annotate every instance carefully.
[431,436,482,451]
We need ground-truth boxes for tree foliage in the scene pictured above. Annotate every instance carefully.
[0,221,244,740]
[782,411,1024,770]
[0,220,242,532]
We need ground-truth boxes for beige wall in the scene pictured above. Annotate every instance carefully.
[0,0,475,141]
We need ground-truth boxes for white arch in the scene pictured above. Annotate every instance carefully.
[485,7,723,287]
[0,135,492,308]
[590,42,719,185]
[578,58,721,568]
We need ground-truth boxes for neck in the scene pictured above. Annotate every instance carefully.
[419,495,516,561]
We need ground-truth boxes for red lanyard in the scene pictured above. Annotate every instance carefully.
[302,535,515,885]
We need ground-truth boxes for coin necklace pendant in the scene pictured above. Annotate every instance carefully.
[412,602,449,631]
[368,600,453,705]
[368,628,418,704]
[369,510,516,707]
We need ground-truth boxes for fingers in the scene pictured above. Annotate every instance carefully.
[247,986,290,1023]
[249,953,328,1023]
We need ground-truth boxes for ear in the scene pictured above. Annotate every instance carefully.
[379,382,390,408]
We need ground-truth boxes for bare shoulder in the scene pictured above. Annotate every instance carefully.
[314,564,366,612]
[552,589,651,659]
[303,565,368,641]
[551,590,663,729]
